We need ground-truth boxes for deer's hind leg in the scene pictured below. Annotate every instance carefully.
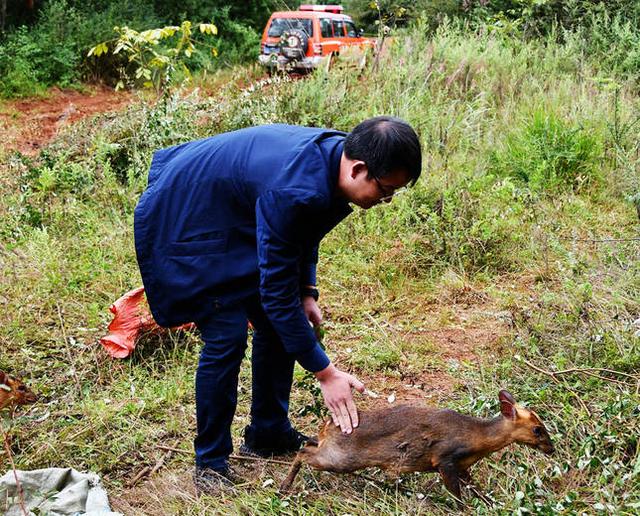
[280,444,317,493]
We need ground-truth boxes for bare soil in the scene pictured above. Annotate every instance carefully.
[0,86,132,156]
[359,301,510,408]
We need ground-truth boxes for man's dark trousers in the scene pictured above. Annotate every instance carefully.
[194,293,295,470]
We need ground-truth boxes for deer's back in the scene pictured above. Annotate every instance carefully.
[311,404,469,473]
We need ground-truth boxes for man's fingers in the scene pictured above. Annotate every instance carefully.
[338,404,352,434]
[350,376,366,393]
[346,396,359,428]
[327,400,339,426]
[319,370,363,433]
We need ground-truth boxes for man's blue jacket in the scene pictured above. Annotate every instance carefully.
[134,124,353,372]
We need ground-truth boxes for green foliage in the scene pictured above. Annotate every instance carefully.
[349,336,403,371]
[149,0,277,30]
[209,13,261,66]
[345,0,462,32]
[0,0,84,97]
[0,0,162,97]
[490,107,603,192]
[0,27,44,98]
[577,10,640,79]
[463,1,640,79]
[149,2,269,67]
[0,0,268,96]
[2,13,640,514]
[3,0,640,96]
[88,21,218,93]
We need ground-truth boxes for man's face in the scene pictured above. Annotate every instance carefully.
[349,165,410,209]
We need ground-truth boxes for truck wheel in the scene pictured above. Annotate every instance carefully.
[280,29,309,60]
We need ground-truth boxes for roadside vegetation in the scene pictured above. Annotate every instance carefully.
[0,0,274,97]
[1,1,639,514]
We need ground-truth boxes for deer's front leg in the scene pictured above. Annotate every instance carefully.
[459,468,492,505]
[438,462,462,502]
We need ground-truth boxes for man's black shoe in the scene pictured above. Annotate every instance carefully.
[193,466,242,495]
[240,427,311,458]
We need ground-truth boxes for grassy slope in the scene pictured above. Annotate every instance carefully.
[1,22,639,514]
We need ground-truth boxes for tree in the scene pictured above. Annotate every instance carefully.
[88,21,217,93]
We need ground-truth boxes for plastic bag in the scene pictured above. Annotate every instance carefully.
[99,287,194,358]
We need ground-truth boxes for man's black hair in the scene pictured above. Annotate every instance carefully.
[344,116,422,184]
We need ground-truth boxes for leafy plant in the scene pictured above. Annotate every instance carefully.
[490,108,603,193]
[88,21,218,93]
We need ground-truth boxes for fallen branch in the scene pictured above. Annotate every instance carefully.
[517,356,637,387]
[128,439,180,487]
[126,466,150,487]
[229,454,293,466]
[155,445,295,466]
[56,302,81,395]
[155,444,190,455]
[365,312,390,338]
[550,366,637,380]
[1,425,27,516]
[559,237,640,243]
[515,355,592,417]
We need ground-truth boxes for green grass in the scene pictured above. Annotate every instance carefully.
[1,20,639,514]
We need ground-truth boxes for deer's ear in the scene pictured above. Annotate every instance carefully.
[500,400,516,420]
[499,390,517,420]
[499,390,516,405]
[0,372,7,385]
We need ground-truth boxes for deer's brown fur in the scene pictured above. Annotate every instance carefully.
[280,390,554,501]
[0,371,38,411]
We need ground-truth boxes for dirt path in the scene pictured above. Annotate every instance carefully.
[0,86,133,156]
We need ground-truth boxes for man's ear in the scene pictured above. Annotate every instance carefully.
[350,160,368,178]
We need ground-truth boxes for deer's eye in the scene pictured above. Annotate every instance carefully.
[533,426,543,437]
[17,385,27,391]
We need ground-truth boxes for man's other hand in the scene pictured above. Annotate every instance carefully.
[315,363,365,434]
[302,295,322,328]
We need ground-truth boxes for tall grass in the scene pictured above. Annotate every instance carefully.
[1,18,639,514]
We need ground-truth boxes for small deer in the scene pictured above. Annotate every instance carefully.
[0,371,38,411]
[281,390,554,501]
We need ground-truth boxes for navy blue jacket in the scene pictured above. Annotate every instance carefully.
[134,125,353,372]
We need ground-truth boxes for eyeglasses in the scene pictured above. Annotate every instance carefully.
[373,176,407,202]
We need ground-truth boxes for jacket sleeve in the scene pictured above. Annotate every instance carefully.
[300,245,319,288]
[255,189,330,372]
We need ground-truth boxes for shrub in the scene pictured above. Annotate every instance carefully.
[0,27,44,97]
[490,108,603,193]
[0,0,162,96]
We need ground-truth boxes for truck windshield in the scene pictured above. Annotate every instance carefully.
[267,18,313,37]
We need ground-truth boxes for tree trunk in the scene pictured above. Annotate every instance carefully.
[1,0,6,34]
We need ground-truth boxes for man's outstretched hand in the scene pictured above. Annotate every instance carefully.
[315,363,365,434]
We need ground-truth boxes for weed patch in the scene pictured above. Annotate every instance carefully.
[1,18,639,515]
[491,107,603,193]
